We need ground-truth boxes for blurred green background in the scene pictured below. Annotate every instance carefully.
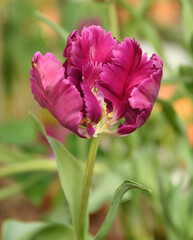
[0,0,193,239]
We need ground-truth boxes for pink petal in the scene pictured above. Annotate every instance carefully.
[87,124,96,137]
[63,25,118,88]
[82,61,102,89]
[98,38,162,113]
[97,38,162,136]
[30,51,84,137]
[81,82,103,124]
[98,38,156,106]
[80,26,118,64]
[30,52,64,108]
[48,79,84,136]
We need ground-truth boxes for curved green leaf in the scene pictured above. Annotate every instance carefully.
[30,112,84,236]
[94,180,151,240]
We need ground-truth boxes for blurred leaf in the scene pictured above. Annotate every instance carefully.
[181,0,193,44]
[162,75,193,85]
[94,180,151,240]
[30,112,84,236]
[190,34,193,55]
[89,170,124,213]
[139,0,155,15]
[46,190,71,226]
[179,65,193,76]
[0,175,43,202]
[24,172,54,206]
[116,0,136,16]
[0,144,32,163]
[32,225,74,240]
[34,11,69,42]
[138,19,163,56]
[0,119,37,146]
[157,170,184,239]
[2,220,73,240]
[61,1,108,32]
[0,159,56,178]
[2,220,49,240]
[2,0,44,95]
[157,99,186,136]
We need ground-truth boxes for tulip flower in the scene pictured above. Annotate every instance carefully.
[30,25,163,138]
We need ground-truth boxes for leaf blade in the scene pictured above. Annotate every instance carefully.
[94,180,151,240]
[30,113,84,235]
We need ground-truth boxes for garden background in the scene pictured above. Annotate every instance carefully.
[0,0,193,239]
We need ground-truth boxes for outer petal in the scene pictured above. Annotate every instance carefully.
[48,79,84,136]
[97,39,163,136]
[98,38,159,107]
[116,67,162,136]
[30,51,84,137]
[30,52,65,108]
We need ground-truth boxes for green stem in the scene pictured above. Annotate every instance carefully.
[108,1,120,40]
[77,137,100,240]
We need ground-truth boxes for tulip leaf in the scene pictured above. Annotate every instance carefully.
[2,220,49,240]
[157,99,186,136]
[0,159,56,178]
[0,175,42,202]
[2,220,73,240]
[0,119,37,146]
[190,34,193,55]
[179,65,193,77]
[94,180,151,240]
[181,0,193,44]
[30,112,84,236]
[31,225,74,240]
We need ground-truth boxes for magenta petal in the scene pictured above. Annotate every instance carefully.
[30,52,65,108]
[98,38,162,108]
[81,82,102,124]
[82,61,102,89]
[81,26,118,64]
[116,124,136,136]
[30,51,84,137]
[63,30,80,58]
[48,79,84,136]
[32,52,65,89]
[63,26,118,75]
[97,38,162,136]
[87,124,96,137]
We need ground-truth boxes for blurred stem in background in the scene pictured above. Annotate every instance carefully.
[108,1,120,40]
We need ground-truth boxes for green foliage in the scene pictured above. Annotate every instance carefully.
[0,119,37,146]
[30,113,84,237]
[2,220,73,240]
[2,220,49,240]
[94,180,151,240]
[1,0,193,239]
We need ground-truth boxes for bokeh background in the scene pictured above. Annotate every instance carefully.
[0,0,193,239]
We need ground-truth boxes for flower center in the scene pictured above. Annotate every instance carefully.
[94,103,115,136]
